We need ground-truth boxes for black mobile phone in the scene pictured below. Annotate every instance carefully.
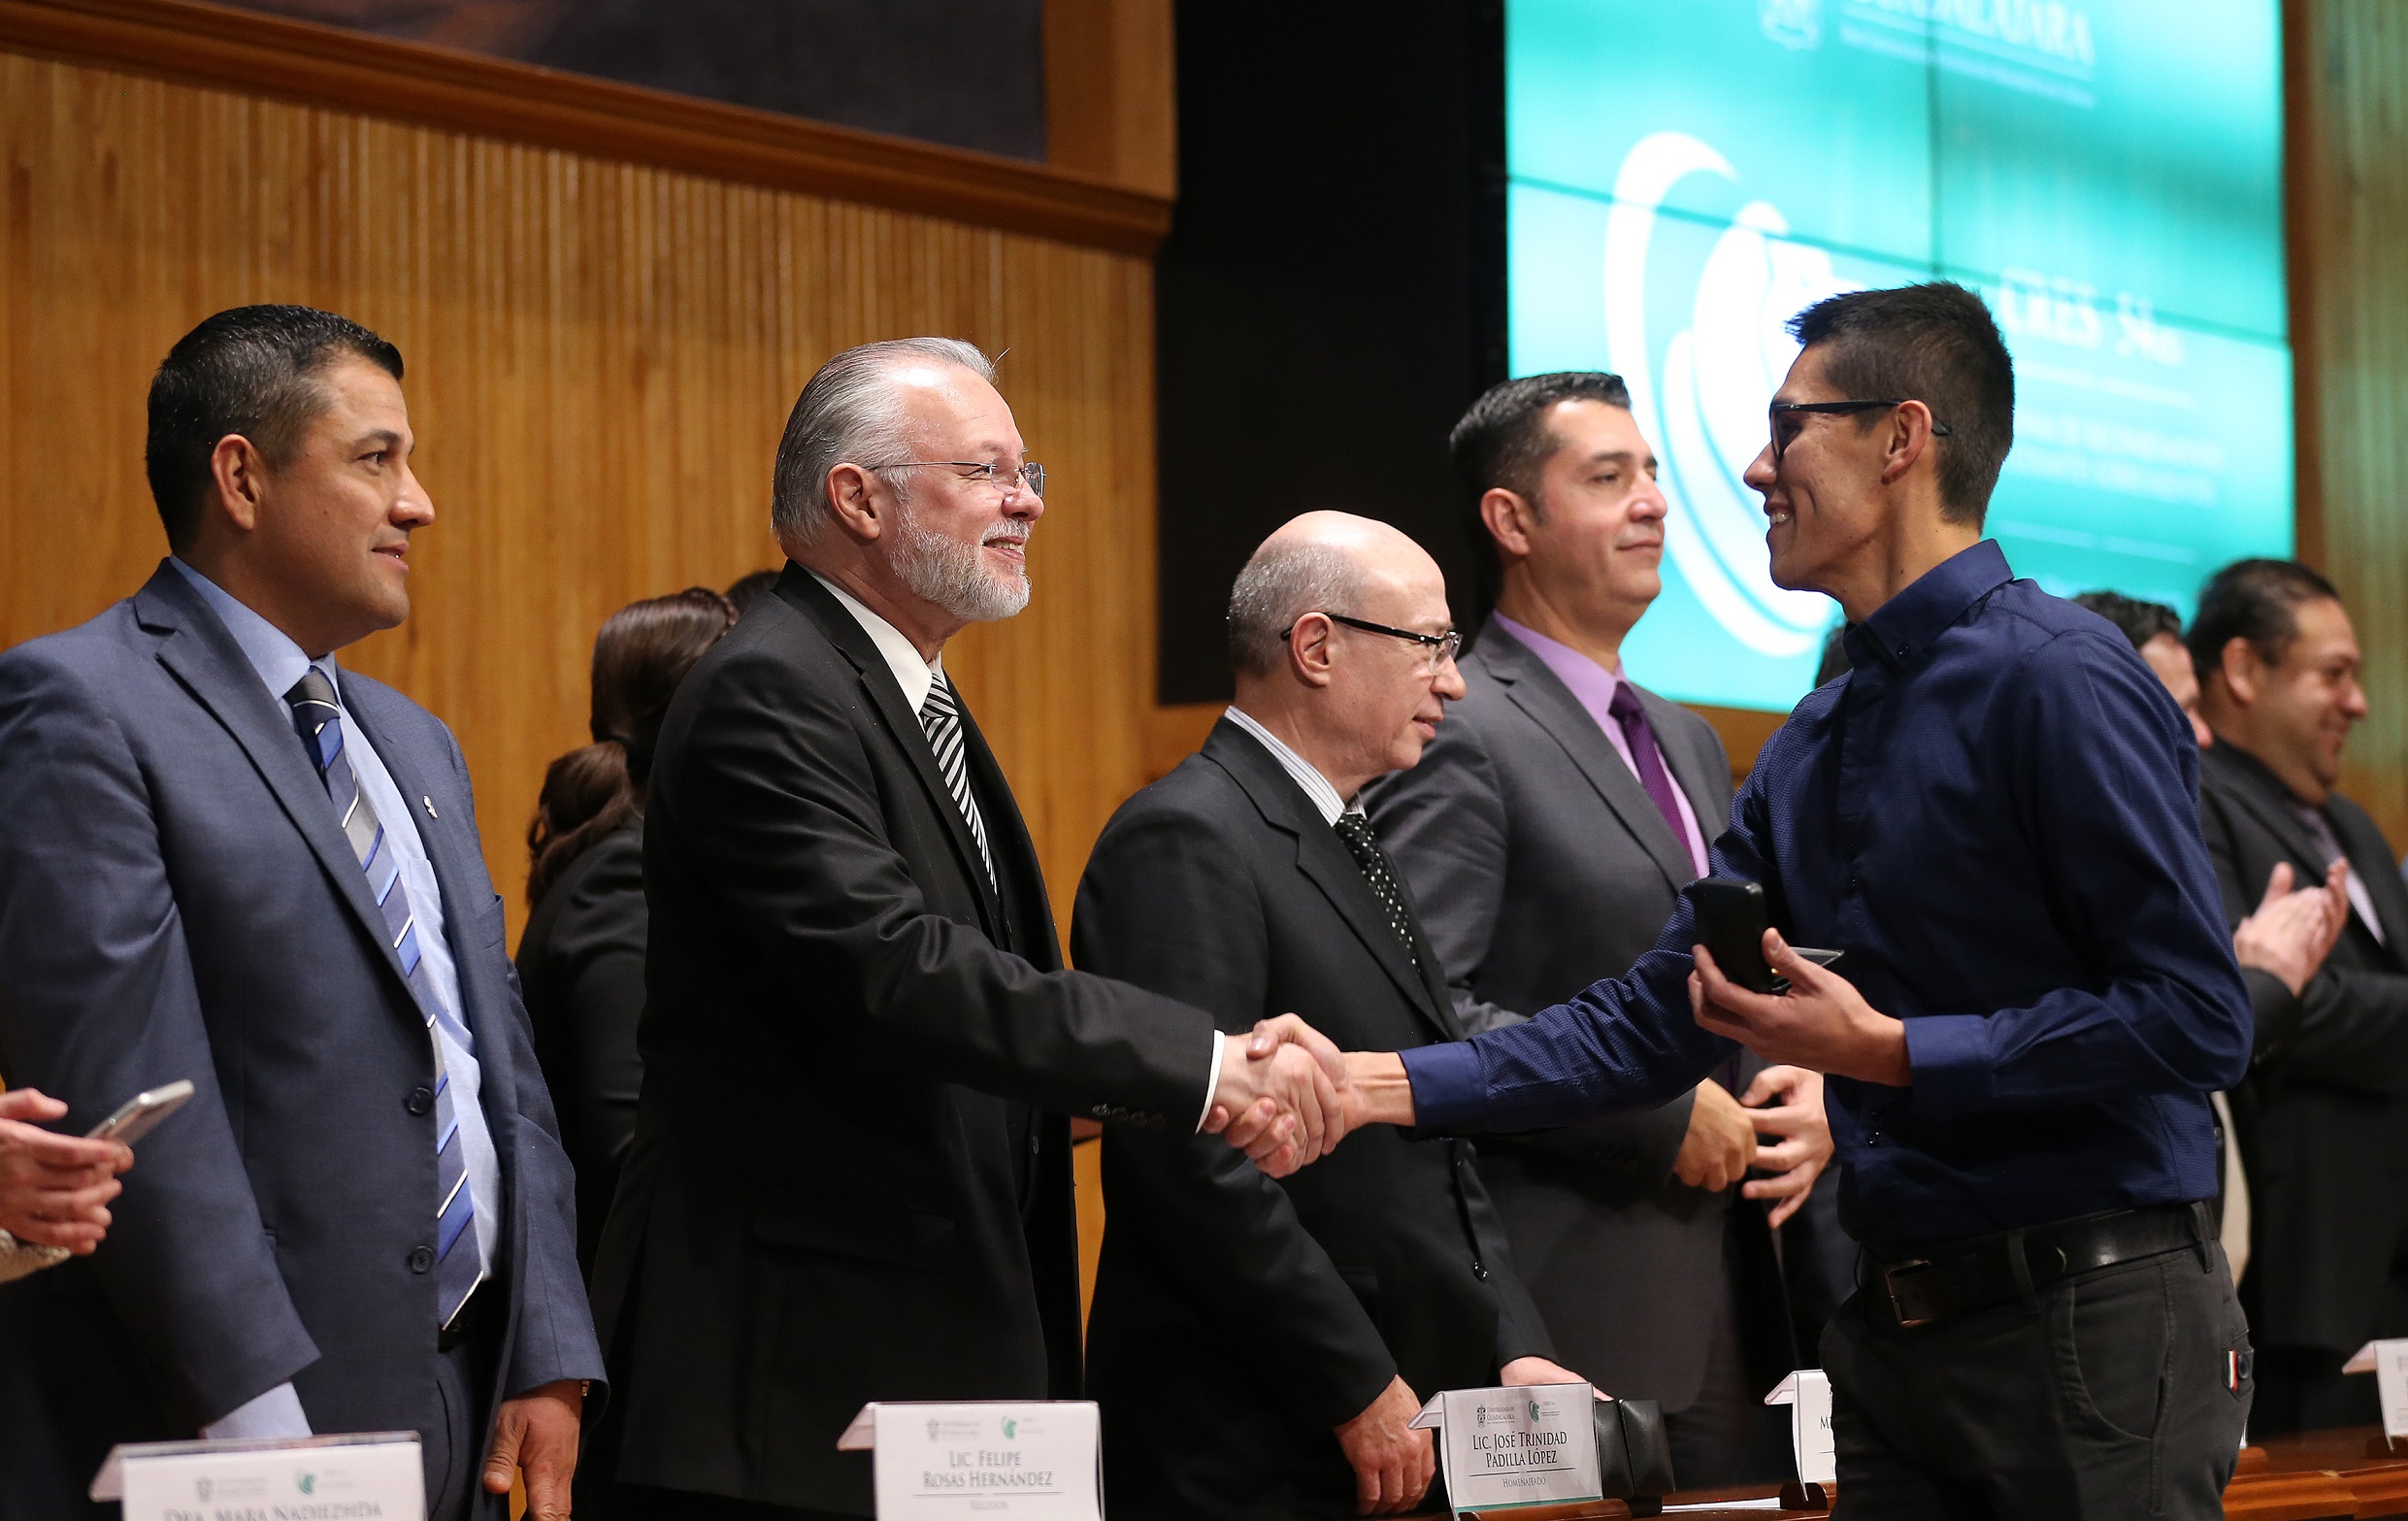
[1683,877,1789,995]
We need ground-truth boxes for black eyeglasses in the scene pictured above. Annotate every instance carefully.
[1285,612,1464,672]
[1768,400,1952,462]
[867,459,1046,498]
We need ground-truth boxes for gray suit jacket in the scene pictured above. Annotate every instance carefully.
[0,563,602,1516]
[1364,624,1743,1411]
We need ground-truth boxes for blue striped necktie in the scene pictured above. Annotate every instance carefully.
[284,669,484,1329]
[918,673,995,887]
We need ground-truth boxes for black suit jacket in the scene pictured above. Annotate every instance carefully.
[1073,718,1552,1521]
[516,818,647,1279]
[586,567,1218,1514]
[0,564,600,1517]
[2195,738,2408,1354]
[1363,627,1773,1411]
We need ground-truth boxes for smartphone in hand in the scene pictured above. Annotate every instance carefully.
[1682,879,1843,996]
[87,1079,194,1147]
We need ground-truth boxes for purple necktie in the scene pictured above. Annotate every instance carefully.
[1606,681,1691,856]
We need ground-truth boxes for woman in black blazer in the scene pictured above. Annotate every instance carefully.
[517,585,735,1277]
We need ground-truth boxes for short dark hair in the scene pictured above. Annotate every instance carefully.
[145,305,406,550]
[2071,590,2183,652]
[1450,373,1633,573]
[1786,281,2014,525]
[2187,559,2342,681]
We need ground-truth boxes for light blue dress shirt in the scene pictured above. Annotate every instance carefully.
[170,559,503,1437]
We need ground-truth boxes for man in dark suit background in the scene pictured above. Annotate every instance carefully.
[1075,512,1587,1521]
[1366,373,1831,1486]
[586,339,1345,1519]
[0,306,601,1519]
[2189,558,2408,1434]
[2072,587,2350,1283]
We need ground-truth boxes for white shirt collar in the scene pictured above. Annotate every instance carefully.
[1222,706,1359,826]
[169,557,341,706]
[811,572,941,713]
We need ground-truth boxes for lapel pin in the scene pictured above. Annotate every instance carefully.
[422,796,439,819]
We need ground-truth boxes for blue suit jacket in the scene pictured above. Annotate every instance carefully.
[0,563,601,1514]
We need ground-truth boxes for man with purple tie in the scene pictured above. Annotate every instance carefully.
[1366,373,1830,1487]
[0,307,600,1519]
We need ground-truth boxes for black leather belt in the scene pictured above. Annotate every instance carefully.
[1863,1201,2212,1329]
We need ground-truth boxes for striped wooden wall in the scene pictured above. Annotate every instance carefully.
[2291,0,2408,849]
[0,44,1160,923]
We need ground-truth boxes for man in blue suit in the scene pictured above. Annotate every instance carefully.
[0,306,602,1519]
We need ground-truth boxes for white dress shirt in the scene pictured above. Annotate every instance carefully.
[810,574,1224,1130]
[1222,705,1362,826]
[171,559,503,1439]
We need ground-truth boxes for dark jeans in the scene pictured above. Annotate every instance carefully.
[1824,1242,2252,1520]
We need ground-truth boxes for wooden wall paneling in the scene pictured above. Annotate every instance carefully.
[0,47,1160,933]
[2288,0,2408,850]
[0,0,1171,252]
[1044,0,1178,198]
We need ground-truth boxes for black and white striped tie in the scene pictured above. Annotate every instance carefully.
[919,672,995,888]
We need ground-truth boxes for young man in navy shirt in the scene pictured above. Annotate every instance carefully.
[1340,283,2255,1520]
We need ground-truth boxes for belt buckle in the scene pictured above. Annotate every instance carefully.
[1882,1258,1937,1328]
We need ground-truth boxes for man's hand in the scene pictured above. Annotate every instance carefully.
[1736,1066,1832,1228]
[483,1380,583,1520]
[0,1089,134,1252]
[1691,931,1910,1086]
[1671,1078,1756,1193]
[1333,1375,1435,1516]
[1202,1015,1349,1177]
[2233,860,2351,998]
[1500,1356,1610,1398]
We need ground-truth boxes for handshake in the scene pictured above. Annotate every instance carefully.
[1200,1015,1368,1177]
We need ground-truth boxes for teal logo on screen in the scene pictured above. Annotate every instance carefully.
[1509,0,2292,712]
[1604,130,1845,659]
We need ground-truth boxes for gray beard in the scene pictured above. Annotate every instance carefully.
[894,510,1031,621]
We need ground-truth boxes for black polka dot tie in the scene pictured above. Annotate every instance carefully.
[1332,812,1419,967]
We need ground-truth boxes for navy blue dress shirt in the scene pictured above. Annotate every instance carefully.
[1402,541,2253,1245]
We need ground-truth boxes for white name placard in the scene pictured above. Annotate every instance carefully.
[1765,1370,1836,1485]
[2344,1339,2408,1442]
[839,1402,1101,1521]
[1410,1383,1600,1514]
[91,1432,422,1521]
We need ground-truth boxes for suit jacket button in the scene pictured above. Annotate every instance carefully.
[408,1246,435,1273]
[1470,1260,1489,1281]
[405,1087,434,1116]
[1091,1105,1108,1118]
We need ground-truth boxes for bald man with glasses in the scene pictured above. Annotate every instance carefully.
[1075,512,1583,1521]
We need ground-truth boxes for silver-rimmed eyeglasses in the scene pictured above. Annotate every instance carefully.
[868,459,1046,499]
